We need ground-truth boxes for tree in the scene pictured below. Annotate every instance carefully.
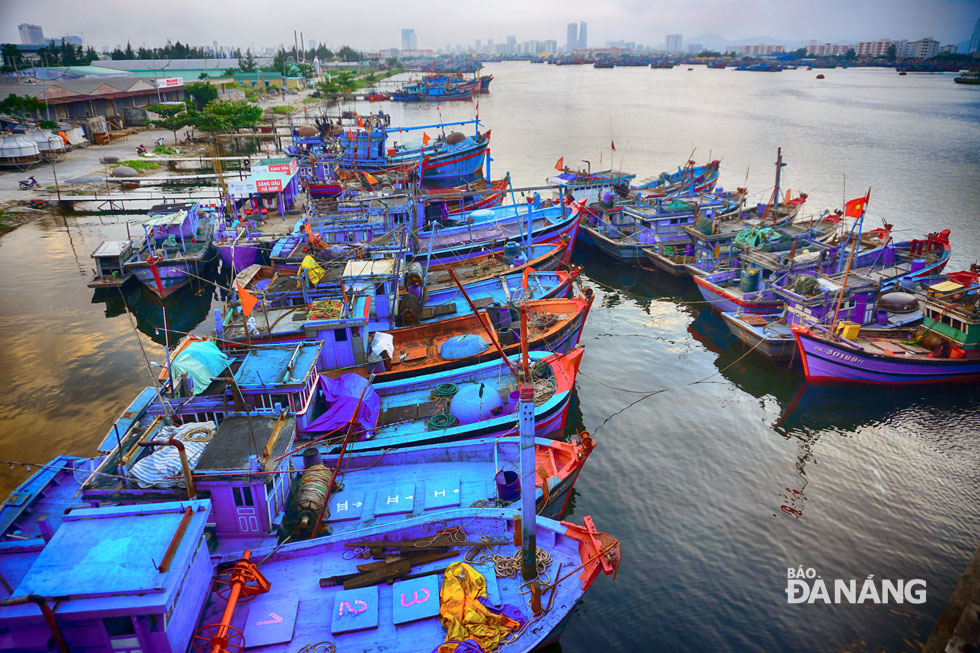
[239,48,257,72]
[887,44,897,59]
[0,94,47,119]
[185,81,218,110]
[336,45,362,62]
[125,41,135,59]
[147,103,194,144]
[192,100,263,132]
[845,48,856,60]
[789,47,806,58]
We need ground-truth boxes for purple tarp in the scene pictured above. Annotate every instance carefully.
[300,374,379,439]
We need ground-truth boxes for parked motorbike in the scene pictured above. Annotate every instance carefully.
[18,176,39,190]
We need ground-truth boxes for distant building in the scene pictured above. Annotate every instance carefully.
[970,18,980,54]
[726,43,784,56]
[401,29,417,51]
[665,34,682,52]
[63,35,83,47]
[941,44,958,54]
[579,22,588,49]
[567,23,578,51]
[18,23,44,45]
[910,37,939,58]
[807,42,852,56]
[686,43,703,54]
[543,39,558,54]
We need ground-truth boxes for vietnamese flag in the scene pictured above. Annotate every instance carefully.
[236,282,259,317]
[304,220,314,238]
[363,171,378,185]
[422,132,431,146]
[844,190,870,218]
[611,140,616,151]
[554,156,564,171]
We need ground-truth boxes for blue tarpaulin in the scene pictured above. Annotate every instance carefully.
[300,374,380,439]
[172,341,232,396]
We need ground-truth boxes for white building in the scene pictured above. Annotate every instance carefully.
[910,37,939,59]
[686,43,703,54]
[567,23,578,51]
[806,42,852,56]
[726,43,785,56]
[665,34,683,52]
[579,22,588,49]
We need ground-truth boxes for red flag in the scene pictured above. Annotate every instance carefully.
[357,117,364,128]
[611,140,616,151]
[348,128,353,140]
[236,282,258,317]
[304,220,313,238]
[844,191,869,218]
[554,157,564,171]
[363,171,378,185]
[422,132,431,146]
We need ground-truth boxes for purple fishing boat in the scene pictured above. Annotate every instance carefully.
[123,201,216,298]
[793,270,980,384]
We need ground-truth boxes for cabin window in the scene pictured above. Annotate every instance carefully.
[375,283,386,296]
[336,329,349,342]
[233,486,254,507]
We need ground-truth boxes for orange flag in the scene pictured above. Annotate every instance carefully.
[363,171,378,185]
[422,132,431,146]
[304,220,313,238]
[554,157,564,171]
[236,282,258,317]
[357,117,364,128]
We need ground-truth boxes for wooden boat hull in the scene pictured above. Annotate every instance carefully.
[793,326,980,384]
[643,247,693,277]
[720,312,797,361]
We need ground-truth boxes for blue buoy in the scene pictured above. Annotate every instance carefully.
[450,382,504,425]
[440,334,490,359]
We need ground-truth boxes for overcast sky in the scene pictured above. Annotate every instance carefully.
[1,0,976,51]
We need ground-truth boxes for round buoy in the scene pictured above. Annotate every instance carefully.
[450,382,504,425]
[816,74,825,79]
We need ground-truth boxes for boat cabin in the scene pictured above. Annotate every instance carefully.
[921,276,980,351]
[775,272,880,328]
[0,501,213,653]
[87,239,136,288]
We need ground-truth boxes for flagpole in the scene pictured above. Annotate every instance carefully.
[831,190,870,327]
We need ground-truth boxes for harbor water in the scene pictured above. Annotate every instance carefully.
[1,62,980,651]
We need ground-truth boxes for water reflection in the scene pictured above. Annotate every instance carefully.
[92,279,215,346]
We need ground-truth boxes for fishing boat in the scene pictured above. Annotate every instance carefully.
[287,433,595,539]
[632,159,720,197]
[216,289,593,381]
[335,120,489,186]
[793,270,980,384]
[547,168,637,204]
[299,348,583,452]
[579,192,744,265]
[122,201,216,298]
[953,70,980,84]
[189,508,619,653]
[645,193,808,277]
[720,271,924,361]
[693,228,951,314]
[86,239,137,289]
[422,177,509,218]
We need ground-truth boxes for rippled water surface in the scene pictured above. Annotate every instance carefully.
[1,63,979,651]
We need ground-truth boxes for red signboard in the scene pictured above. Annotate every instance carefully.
[267,164,292,174]
[256,179,283,193]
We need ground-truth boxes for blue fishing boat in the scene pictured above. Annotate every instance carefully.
[300,349,584,452]
[123,201,216,298]
[579,192,744,265]
[632,159,720,197]
[288,433,595,538]
[190,508,620,653]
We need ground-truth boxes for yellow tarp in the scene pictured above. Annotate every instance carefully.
[301,255,326,285]
[928,280,964,294]
[438,562,520,653]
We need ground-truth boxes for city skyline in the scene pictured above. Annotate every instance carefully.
[1,0,976,52]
